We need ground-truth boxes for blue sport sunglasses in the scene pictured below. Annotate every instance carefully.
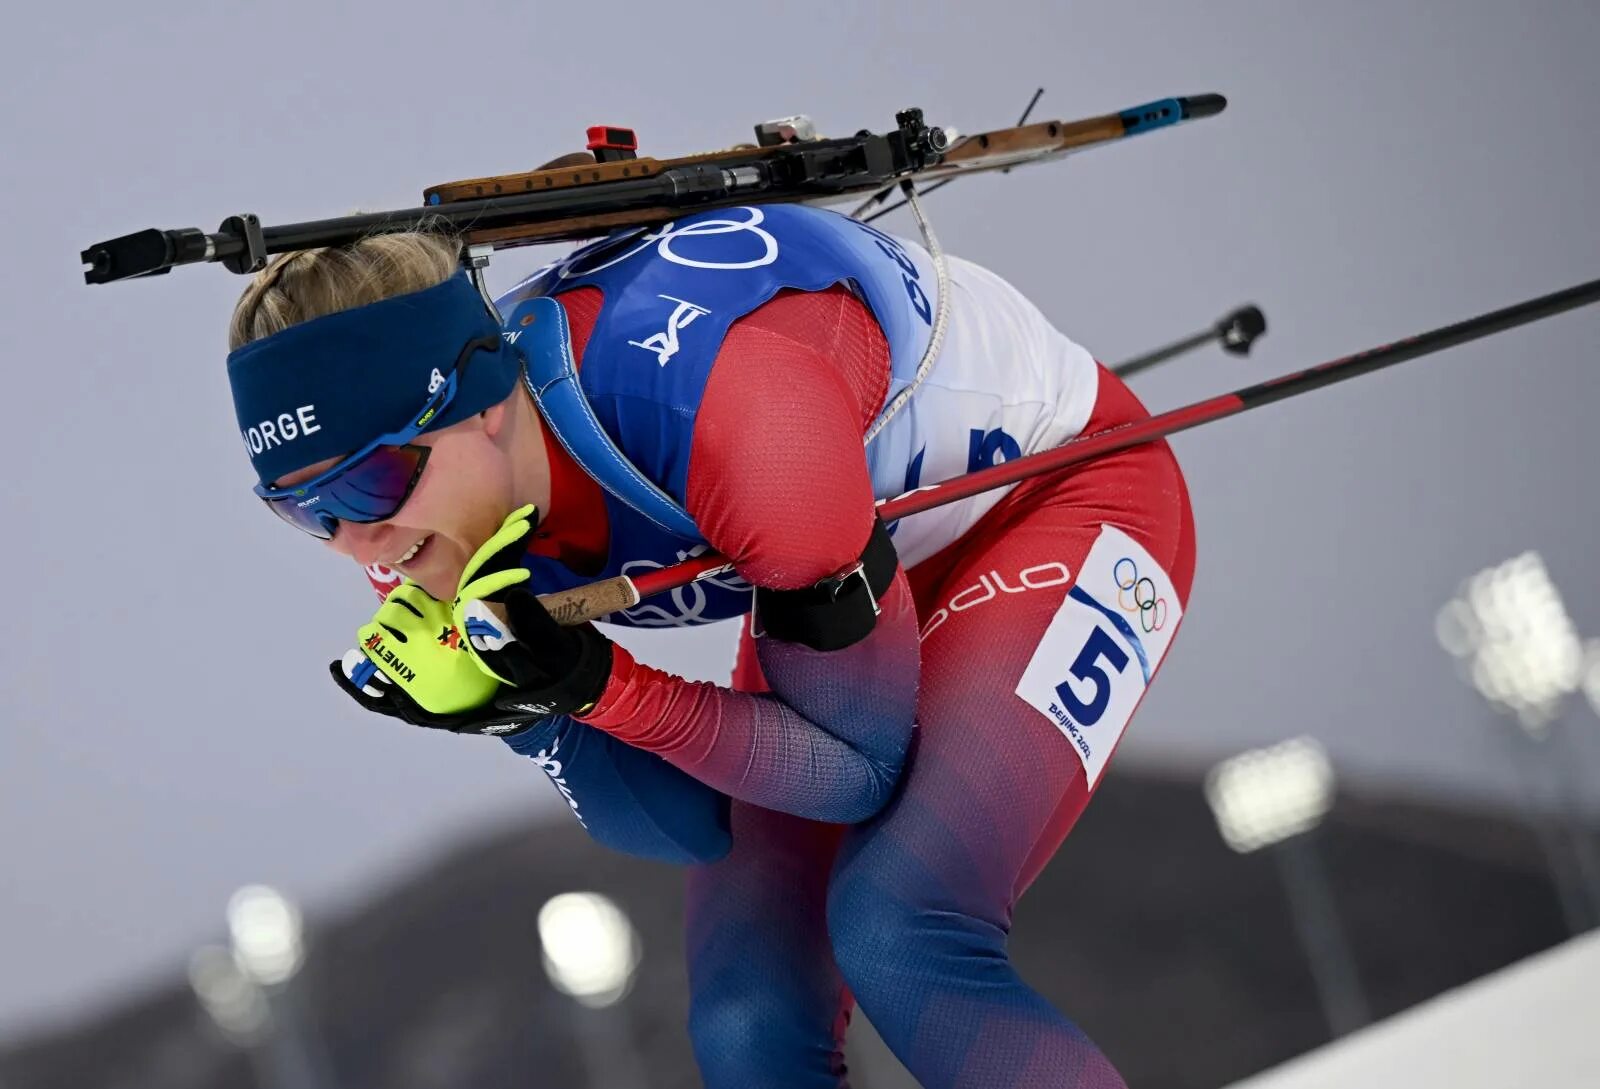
[254,335,501,540]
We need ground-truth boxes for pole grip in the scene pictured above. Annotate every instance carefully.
[536,577,642,626]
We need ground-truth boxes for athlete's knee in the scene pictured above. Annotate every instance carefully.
[688,989,785,1087]
[826,866,1010,1020]
[825,871,900,999]
[688,983,841,1089]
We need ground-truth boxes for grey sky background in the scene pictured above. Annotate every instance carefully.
[2,0,1596,1041]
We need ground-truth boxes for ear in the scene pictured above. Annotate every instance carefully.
[479,398,511,440]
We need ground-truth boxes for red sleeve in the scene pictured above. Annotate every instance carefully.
[684,285,890,588]
[539,283,890,585]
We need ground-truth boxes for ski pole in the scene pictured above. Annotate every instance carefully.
[1111,304,1267,379]
[535,275,1600,626]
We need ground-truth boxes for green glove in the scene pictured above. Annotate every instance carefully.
[453,504,546,685]
[355,581,499,715]
[451,504,615,716]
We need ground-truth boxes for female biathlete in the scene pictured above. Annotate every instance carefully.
[224,199,1195,1088]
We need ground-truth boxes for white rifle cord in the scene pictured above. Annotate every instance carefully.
[863,180,951,445]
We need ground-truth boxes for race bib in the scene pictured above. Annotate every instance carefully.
[1015,526,1183,788]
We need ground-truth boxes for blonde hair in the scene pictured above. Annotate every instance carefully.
[228,225,464,351]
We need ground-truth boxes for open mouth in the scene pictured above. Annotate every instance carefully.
[390,535,431,570]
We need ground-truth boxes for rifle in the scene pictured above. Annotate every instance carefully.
[80,94,1226,284]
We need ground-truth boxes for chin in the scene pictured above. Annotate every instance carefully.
[415,574,456,601]
[396,539,467,602]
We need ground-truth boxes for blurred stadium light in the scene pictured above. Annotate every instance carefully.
[1206,738,1369,1038]
[538,891,642,1009]
[539,891,649,1089]
[227,885,305,987]
[1436,553,1598,933]
[1435,551,1583,736]
[188,944,270,1046]
[201,884,332,1089]
[1205,737,1335,853]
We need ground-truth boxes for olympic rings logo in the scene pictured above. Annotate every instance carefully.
[617,546,752,626]
[1114,557,1168,633]
[527,206,781,286]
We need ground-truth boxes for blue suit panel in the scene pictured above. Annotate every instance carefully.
[504,715,732,865]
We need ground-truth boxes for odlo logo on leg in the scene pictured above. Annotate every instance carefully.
[920,562,1073,640]
[527,735,586,828]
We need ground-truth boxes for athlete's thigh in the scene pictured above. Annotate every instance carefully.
[692,625,846,994]
[687,800,847,973]
[688,621,852,1063]
[844,439,1195,908]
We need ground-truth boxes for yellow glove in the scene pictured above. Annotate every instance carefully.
[453,504,540,684]
[353,581,499,715]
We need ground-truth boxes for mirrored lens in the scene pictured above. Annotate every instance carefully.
[263,494,338,539]
[262,445,428,539]
[323,445,429,521]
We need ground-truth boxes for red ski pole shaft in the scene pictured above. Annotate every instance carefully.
[536,275,1600,626]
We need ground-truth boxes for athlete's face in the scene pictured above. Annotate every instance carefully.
[275,400,523,600]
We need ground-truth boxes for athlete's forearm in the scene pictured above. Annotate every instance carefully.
[575,584,917,823]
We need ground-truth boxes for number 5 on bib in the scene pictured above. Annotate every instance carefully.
[1015,526,1184,788]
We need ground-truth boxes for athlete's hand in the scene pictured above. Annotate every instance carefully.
[353,583,497,712]
[330,581,545,736]
[452,504,614,717]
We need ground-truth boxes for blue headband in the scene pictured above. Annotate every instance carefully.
[226,271,522,486]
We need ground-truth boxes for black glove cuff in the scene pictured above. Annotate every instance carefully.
[752,517,898,652]
[492,627,614,719]
[329,659,543,738]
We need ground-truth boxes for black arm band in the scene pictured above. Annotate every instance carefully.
[752,517,899,652]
